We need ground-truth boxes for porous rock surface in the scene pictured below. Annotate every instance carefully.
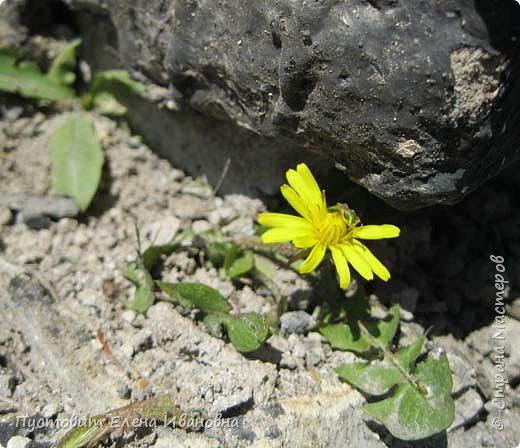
[2,0,520,209]
[108,0,519,208]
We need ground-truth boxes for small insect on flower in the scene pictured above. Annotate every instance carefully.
[257,163,400,289]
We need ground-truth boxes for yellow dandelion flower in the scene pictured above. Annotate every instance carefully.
[258,163,400,289]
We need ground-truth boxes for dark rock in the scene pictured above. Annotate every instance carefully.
[100,0,519,210]
[5,0,519,209]
[0,193,79,225]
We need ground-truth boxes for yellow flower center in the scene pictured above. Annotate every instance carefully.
[316,211,350,246]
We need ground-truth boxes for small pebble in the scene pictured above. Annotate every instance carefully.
[280,311,316,335]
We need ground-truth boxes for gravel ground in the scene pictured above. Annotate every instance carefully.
[0,107,519,447]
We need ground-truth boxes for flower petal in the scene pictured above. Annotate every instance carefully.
[296,163,323,206]
[340,242,374,280]
[354,224,400,240]
[299,243,326,274]
[330,245,351,289]
[293,234,319,248]
[258,212,313,230]
[286,164,322,208]
[280,184,311,220]
[352,240,391,281]
[261,227,312,244]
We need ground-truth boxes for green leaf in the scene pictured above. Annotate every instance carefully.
[206,241,232,267]
[56,416,106,448]
[50,113,104,211]
[120,262,141,285]
[223,313,270,353]
[57,396,187,448]
[320,304,400,353]
[223,244,238,272]
[336,338,454,440]
[203,313,224,338]
[120,263,155,313]
[157,281,232,313]
[47,38,81,86]
[227,251,254,278]
[84,69,144,110]
[0,51,74,101]
[141,242,179,272]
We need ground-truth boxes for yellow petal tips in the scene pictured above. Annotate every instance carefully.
[258,163,400,289]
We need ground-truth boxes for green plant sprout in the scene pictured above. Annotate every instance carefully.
[0,39,144,211]
[119,228,273,353]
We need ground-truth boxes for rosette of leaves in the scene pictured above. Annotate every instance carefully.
[319,292,454,440]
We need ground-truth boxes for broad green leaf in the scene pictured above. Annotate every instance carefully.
[320,304,400,352]
[227,251,254,278]
[50,113,104,211]
[47,38,81,86]
[92,91,127,116]
[0,51,74,101]
[336,338,454,440]
[83,69,144,109]
[157,281,232,313]
[223,313,270,353]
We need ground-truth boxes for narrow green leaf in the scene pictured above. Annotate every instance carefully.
[206,241,232,267]
[57,396,188,448]
[50,113,104,211]
[56,417,107,448]
[157,281,232,313]
[84,69,144,109]
[223,244,238,272]
[227,251,254,278]
[223,313,269,353]
[0,51,74,101]
[47,38,81,86]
